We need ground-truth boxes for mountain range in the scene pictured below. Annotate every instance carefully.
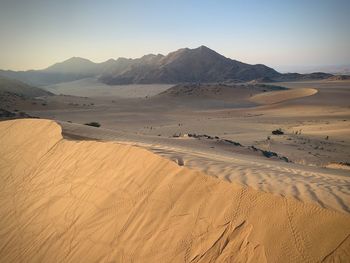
[0,46,334,86]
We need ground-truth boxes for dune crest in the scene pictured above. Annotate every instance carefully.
[0,119,349,262]
[249,87,318,105]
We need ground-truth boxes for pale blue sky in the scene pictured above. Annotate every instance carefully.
[0,0,349,71]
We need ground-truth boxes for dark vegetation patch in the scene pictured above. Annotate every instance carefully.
[188,133,219,140]
[0,108,16,118]
[337,162,350,166]
[272,128,284,135]
[0,108,39,120]
[185,132,289,162]
[255,84,287,91]
[84,122,101,128]
[223,139,242,146]
[250,146,289,162]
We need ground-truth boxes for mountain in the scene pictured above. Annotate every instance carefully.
[0,46,341,86]
[99,54,165,84]
[0,54,165,86]
[0,69,93,87]
[0,57,114,86]
[100,46,282,84]
[45,57,99,75]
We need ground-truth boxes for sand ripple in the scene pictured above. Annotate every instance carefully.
[0,119,349,262]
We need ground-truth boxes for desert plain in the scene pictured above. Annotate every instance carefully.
[0,76,349,262]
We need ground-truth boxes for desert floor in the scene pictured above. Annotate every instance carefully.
[20,79,349,214]
[1,79,350,261]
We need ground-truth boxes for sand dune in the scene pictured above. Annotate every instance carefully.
[61,121,350,214]
[250,88,318,105]
[0,119,349,262]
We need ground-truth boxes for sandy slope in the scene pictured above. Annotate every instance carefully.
[0,119,349,262]
[61,121,350,214]
[44,78,173,98]
[249,88,318,105]
[14,80,350,215]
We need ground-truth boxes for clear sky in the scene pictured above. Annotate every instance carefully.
[0,0,349,71]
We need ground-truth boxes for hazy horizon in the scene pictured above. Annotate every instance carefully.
[1,46,350,74]
[1,0,349,72]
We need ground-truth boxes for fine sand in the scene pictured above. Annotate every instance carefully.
[0,119,349,262]
[60,121,350,215]
[249,88,318,105]
[44,77,173,98]
[6,79,349,215]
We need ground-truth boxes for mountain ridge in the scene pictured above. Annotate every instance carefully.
[0,46,337,86]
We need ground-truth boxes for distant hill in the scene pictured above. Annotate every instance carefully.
[0,76,52,97]
[157,83,286,99]
[0,57,114,86]
[247,77,276,84]
[0,69,91,87]
[152,83,288,109]
[0,46,342,86]
[281,64,350,75]
[277,72,333,82]
[326,75,350,81]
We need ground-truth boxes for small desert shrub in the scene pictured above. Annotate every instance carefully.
[84,122,101,128]
[0,108,16,118]
[272,128,284,135]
